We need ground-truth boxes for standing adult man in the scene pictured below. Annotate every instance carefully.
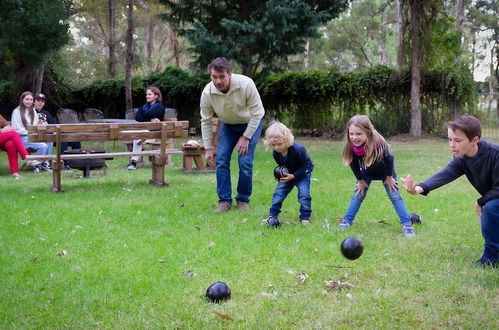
[201,57,265,212]
[33,93,54,172]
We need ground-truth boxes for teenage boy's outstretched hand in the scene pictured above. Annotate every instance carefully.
[402,175,419,194]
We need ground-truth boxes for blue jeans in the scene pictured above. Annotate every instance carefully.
[269,172,312,220]
[344,175,410,226]
[481,198,499,262]
[21,135,50,155]
[216,120,263,205]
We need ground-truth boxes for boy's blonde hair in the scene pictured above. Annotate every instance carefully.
[264,121,294,150]
[342,115,389,167]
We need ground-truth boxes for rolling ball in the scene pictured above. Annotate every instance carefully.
[273,166,289,179]
[206,282,231,303]
[340,237,363,260]
[267,216,282,228]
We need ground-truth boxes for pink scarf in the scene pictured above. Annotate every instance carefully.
[352,143,366,157]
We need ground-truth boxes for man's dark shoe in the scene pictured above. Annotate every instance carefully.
[236,200,249,211]
[214,202,231,213]
[471,259,498,269]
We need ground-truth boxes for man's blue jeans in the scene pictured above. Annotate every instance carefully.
[21,135,50,155]
[481,198,499,262]
[269,172,312,220]
[216,120,263,205]
[343,175,410,226]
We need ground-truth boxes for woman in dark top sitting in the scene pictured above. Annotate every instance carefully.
[127,86,165,170]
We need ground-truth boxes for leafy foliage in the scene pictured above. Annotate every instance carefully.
[158,0,350,75]
[0,0,73,71]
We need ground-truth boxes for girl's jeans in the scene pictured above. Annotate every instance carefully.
[269,172,312,221]
[21,135,50,155]
[216,120,263,205]
[343,175,410,226]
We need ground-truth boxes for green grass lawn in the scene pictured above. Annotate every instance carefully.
[0,138,497,328]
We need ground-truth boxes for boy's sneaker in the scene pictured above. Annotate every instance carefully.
[41,162,53,172]
[33,166,41,173]
[403,225,415,238]
[471,258,498,269]
[337,219,351,230]
[266,215,281,228]
[127,161,137,170]
[300,219,311,224]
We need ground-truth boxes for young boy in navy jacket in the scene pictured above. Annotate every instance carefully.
[403,115,499,268]
[264,122,314,226]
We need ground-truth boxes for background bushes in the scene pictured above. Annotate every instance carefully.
[0,65,475,137]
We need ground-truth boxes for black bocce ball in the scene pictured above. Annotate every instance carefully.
[273,166,289,180]
[340,237,364,260]
[266,216,282,228]
[409,213,422,224]
[206,282,231,303]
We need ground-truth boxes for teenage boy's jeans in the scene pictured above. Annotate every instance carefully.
[343,175,410,226]
[481,198,499,262]
[216,120,263,205]
[21,135,49,155]
[269,172,312,220]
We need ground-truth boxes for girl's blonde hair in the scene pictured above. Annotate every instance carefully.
[19,91,34,129]
[263,121,294,151]
[342,115,389,167]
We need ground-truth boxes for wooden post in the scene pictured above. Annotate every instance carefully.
[51,125,64,192]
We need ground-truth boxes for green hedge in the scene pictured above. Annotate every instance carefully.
[0,65,475,137]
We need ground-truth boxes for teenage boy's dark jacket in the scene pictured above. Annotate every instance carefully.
[36,109,56,124]
[135,102,165,122]
[350,147,395,181]
[273,142,314,180]
[418,140,499,206]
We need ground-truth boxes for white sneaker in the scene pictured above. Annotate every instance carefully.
[127,161,137,170]
[41,162,53,172]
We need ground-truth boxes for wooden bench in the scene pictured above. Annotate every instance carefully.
[26,121,188,192]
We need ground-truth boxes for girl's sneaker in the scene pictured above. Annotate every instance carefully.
[12,173,22,179]
[403,225,415,238]
[337,219,351,230]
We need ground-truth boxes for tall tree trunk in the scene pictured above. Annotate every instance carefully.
[455,0,465,31]
[170,26,180,67]
[396,0,405,72]
[108,0,117,77]
[302,38,309,72]
[32,64,45,94]
[409,0,422,136]
[125,0,135,112]
[144,15,154,73]
[488,48,494,116]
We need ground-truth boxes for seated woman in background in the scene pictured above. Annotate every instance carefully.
[0,114,39,179]
[10,91,51,173]
[127,86,166,170]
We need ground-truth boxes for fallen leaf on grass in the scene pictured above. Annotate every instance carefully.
[157,259,165,263]
[207,242,214,249]
[252,180,263,184]
[194,226,201,231]
[21,221,31,226]
[31,257,39,262]
[259,292,275,297]
[213,311,234,321]
[242,218,248,223]
[367,219,390,225]
[57,250,67,257]
[297,272,309,283]
[185,270,196,277]
[324,279,354,291]
[346,293,354,301]
[180,202,185,207]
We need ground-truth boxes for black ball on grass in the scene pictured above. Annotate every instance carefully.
[206,282,231,303]
[409,213,422,224]
[340,237,363,260]
[273,166,289,179]
[266,216,282,228]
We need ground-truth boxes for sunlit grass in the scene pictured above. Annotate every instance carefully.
[0,138,497,328]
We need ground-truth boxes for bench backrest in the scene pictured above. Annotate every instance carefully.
[27,121,189,143]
